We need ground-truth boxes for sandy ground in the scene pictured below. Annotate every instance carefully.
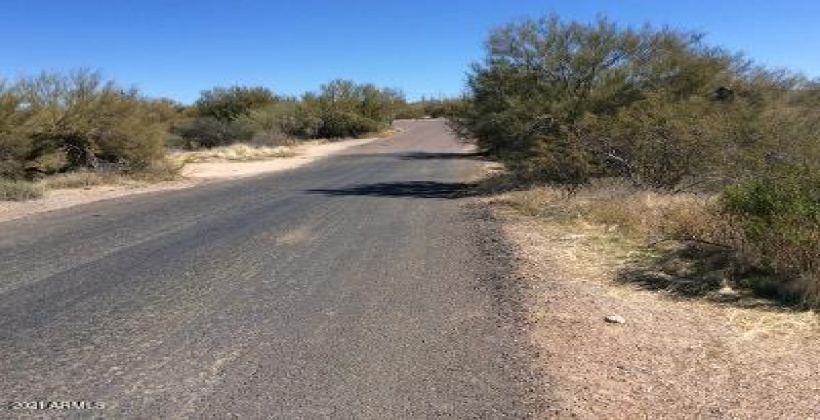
[490,203,820,418]
[0,137,380,223]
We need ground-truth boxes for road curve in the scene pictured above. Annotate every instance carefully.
[0,120,542,417]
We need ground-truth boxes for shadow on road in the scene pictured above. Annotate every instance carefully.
[399,151,484,161]
[307,181,475,199]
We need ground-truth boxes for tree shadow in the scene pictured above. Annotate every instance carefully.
[399,151,485,161]
[616,241,798,310]
[307,181,476,199]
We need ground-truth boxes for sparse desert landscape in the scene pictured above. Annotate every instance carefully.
[2,3,819,418]
[492,200,820,418]
[0,136,383,223]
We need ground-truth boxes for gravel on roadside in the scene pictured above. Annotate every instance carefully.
[492,203,820,419]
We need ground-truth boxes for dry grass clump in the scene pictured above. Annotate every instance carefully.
[35,159,183,193]
[0,179,45,201]
[501,203,820,419]
[491,177,820,308]
[40,171,125,190]
[171,143,296,163]
[495,178,719,243]
[129,158,184,183]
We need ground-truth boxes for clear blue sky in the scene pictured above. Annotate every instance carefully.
[2,0,818,104]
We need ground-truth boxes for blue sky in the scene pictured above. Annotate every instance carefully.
[2,0,818,103]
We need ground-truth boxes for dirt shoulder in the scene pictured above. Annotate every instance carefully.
[486,200,820,418]
[0,137,381,224]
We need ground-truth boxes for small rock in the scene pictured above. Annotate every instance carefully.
[604,315,626,324]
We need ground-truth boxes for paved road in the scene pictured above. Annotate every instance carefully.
[0,120,541,418]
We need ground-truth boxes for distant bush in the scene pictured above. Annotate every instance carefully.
[174,86,276,148]
[395,98,465,119]
[173,117,255,148]
[239,101,321,142]
[316,109,380,138]
[395,102,426,119]
[303,79,403,138]
[177,80,403,147]
[194,86,276,122]
[423,99,464,118]
[279,105,322,139]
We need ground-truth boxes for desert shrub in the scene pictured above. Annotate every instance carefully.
[238,101,322,142]
[449,14,796,190]
[509,129,597,190]
[394,97,466,120]
[194,86,276,122]
[173,117,255,148]
[452,13,820,195]
[590,95,736,190]
[0,85,35,179]
[423,98,464,118]
[174,86,277,149]
[129,158,183,182]
[721,169,820,242]
[458,14,820,307]
[302,79,403,138]
[279,106,322,139]
[144,98,186,127]
[177,80,402,146]
[241,102,294,135]
[720,92,820,307]
[0,179,44,201]
[395,102,426,119]
[719,168,820,304]
[317,109,381,138]
[164,133,187,149]
[0,70,168,177]
[357,84,404,123]
[0,144,29,180]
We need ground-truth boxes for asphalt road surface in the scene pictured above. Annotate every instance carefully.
[0,120,542,418]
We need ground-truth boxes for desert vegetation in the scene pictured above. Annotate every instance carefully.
[453,15,820,307]
[0,70,179,200]
[173,79,405,148]
[0,71,407,201]
[394,97,464,119]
